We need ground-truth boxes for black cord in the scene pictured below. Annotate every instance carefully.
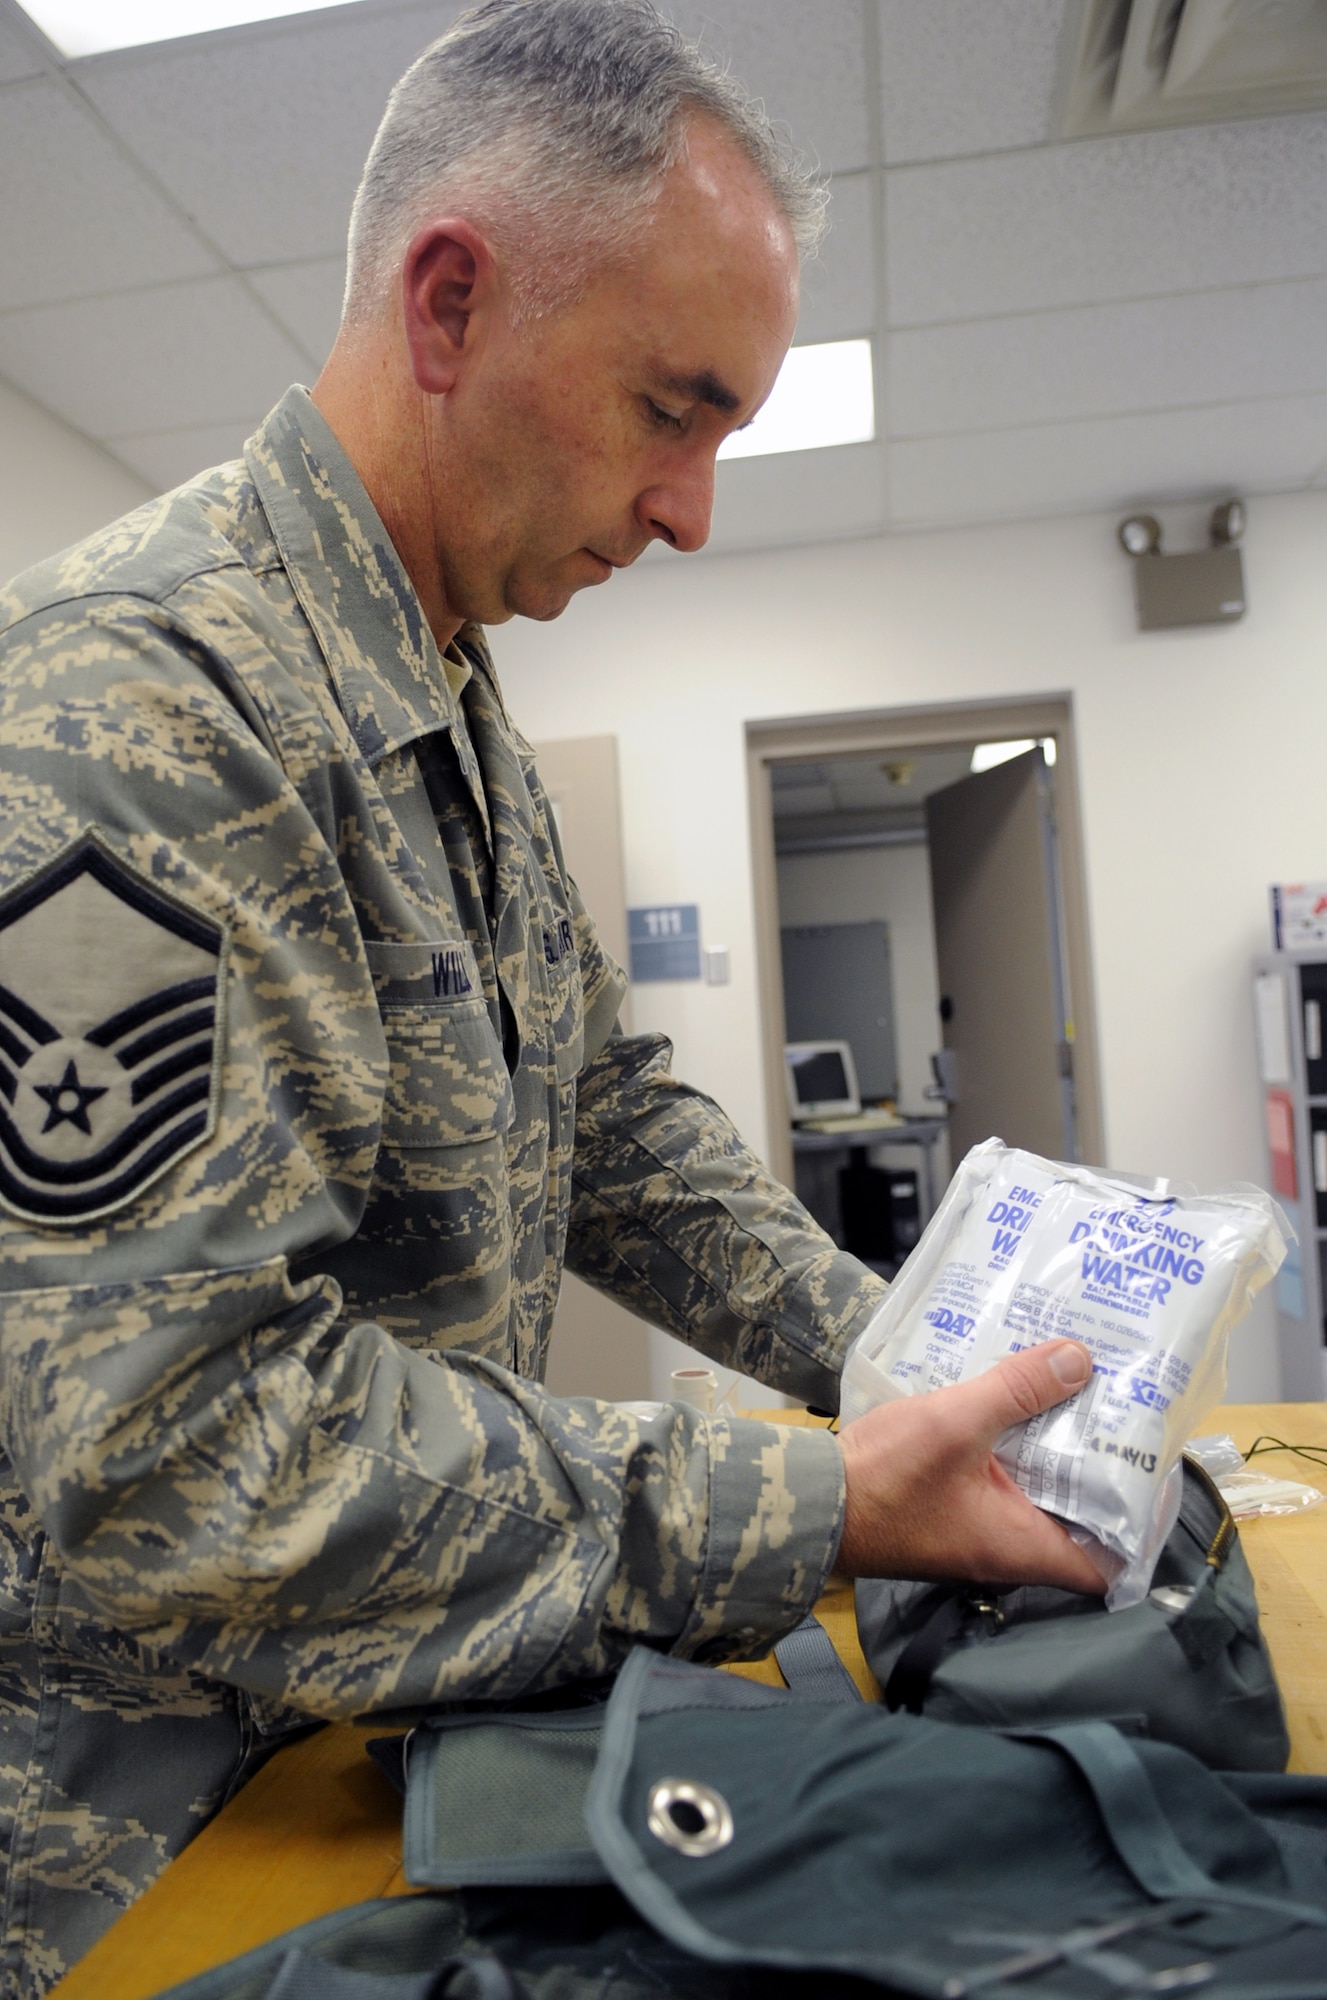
[1241,1434,1327,1473]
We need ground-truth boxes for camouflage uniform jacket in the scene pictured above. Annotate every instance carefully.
[0,387,885,1992]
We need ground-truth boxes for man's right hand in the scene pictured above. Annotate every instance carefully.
[835,1340,1106,1594]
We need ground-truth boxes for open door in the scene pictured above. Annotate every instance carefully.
[925,748,1076,1164]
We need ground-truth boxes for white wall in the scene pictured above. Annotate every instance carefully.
[0,378,150,583]
[495,485,1327,1402]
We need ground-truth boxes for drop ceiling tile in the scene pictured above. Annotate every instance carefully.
[80,3,467,266]
[878,0,1068,164]
[886,113,1327,326]
[887,395,1327,529]
[707,439,885,554]
[0,276,309,438]
[889,279,1327,437]
[833,771,897,810]
[797,173,875,344]
[668,0,872,174]
[772,783,837,816]
[248,258,346,367]
[771,762,830,787]
[108,421,262,496]
[0,79,217,310]
[0,19,43,82]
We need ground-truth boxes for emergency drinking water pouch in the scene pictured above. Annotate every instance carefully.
[840,1140,1290,1608]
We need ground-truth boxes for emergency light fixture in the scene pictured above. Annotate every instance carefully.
[1117,499,1247,630]
[1117,513,1162,557]
[718,339,875,461]
[17,0,364,57]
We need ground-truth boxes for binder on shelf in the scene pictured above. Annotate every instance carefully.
[1252,948,1327,1400]
[1312,1110,1327,1231]
[1265,1089,1297,1201]
[1304,965,1327,1096]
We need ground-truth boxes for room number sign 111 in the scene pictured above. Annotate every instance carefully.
[628,904,702,983]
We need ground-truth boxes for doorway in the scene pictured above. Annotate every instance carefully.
[747,697,1104,1253]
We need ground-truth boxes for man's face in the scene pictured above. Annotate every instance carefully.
[431,120,800,624]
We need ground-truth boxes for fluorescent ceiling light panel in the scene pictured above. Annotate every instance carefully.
[970,739,1057,773]
[718,338,874,461]
[18,0,365,58]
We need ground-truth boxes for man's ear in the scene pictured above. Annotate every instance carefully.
[401,220,497,396]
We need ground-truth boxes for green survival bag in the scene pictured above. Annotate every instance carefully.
[153,1647,1327,2000]
[854,1455,1290,1770]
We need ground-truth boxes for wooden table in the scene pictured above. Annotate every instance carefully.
[51,1402,1327,1999]
[1216,1402,1327,1777]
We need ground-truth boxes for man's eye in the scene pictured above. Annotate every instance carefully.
[645,400,686,432]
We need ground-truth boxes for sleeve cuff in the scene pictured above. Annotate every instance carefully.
[679,1416,846,1664]
[772,1256,890,1413]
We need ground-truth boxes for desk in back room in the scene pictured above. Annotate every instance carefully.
[791,1112,949,1250]
[50,1401,1327,2000]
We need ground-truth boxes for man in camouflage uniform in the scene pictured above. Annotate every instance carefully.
[0,2,1096,1988]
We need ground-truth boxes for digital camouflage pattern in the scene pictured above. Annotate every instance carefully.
[0,387,885,1992]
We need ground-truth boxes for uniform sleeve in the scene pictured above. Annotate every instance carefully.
[566,1032,889,1413]
[0,597,845,1717]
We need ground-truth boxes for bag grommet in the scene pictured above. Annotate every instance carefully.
[647,1777,734,1857]
[1149,1583,1197,1616]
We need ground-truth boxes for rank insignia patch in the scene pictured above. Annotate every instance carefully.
[0,837,225,1223]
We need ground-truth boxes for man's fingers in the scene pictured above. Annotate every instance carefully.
[959,1339,1092,1436]
[835,1340,1102,1587]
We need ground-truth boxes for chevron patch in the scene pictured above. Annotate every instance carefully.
[0,837,225,1224]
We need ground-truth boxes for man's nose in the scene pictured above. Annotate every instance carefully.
[638,457,716,555]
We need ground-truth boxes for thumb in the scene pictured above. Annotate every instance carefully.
[960,1340,1093,1444]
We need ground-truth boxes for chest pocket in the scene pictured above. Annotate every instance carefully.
[365,940,514,1151]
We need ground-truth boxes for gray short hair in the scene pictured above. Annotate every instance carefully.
[343,0,826,328]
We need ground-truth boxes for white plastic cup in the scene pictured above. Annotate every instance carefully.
[670,1366,717,1414]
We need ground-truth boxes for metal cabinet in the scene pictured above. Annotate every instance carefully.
[1253,952,1327,1400]
[780,921,898,1104]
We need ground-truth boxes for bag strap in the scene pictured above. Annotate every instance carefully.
[264,1950,529,2000]
[880,1587,970,1714]
[771,1614,863,1703]
[1020,1723,1327,1928]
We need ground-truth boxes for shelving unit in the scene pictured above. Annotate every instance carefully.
[1253,952,1327,1399]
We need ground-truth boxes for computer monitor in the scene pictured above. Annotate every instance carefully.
[784,1040,860,1122]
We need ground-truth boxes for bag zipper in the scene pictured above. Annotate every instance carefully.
[1180,1453,1237,1570]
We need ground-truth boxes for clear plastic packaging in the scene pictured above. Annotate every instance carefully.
[841,1140,1291,1608]
[1185,1433,1248,1480]
[1185,1434,1323,1519]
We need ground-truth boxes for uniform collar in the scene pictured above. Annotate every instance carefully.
[245,385,477,771]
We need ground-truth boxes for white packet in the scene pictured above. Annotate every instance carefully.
[1214,1470,1324,1519]
[840,1139,1291,1609]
